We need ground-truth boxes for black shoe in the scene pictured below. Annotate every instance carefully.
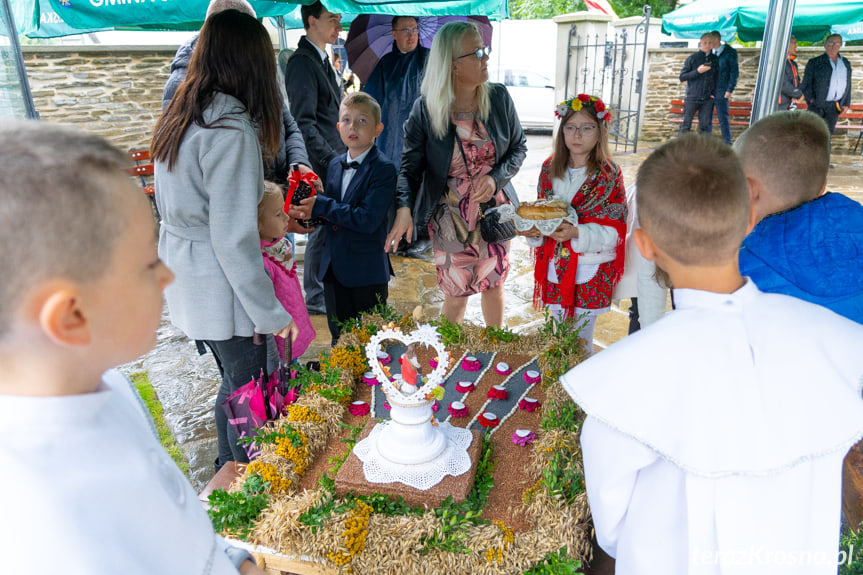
[306,303,326,315]
[406,239,433,259]
[305,360,321,372]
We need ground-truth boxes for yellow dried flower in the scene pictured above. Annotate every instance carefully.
[322,346,367,381]
[287,404,324,424]
[247,461,292,493]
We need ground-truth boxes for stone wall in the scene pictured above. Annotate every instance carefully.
[642,46,863,152]
[23,45,176,153]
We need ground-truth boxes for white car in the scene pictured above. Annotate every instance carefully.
[489,67,555,132]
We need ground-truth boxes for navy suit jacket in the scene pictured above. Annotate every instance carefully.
[312,145,397,288]
[801,52,852,109]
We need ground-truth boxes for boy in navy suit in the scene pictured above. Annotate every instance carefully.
[290,92,398,345]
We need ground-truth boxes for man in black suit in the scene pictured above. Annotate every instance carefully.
[284,1,347,315]
[801,34,852,135]
[709,30,738,144]
[678,33,719,135]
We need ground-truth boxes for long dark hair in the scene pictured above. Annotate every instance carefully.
[151,10,281,169]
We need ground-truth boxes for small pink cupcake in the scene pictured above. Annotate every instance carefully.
[478,412,499,428]
[523,369,541,384]
[362,371,379,386]
[518,397,541,412]
[486,385,508,400]
[447,401,469,418]
[462,355,481,372]
[376,350,391,365]
[349,401,370,416]
[455,380,475,393]
[429,357,438,369]
[494,361,511,376]
[512,429,536,446]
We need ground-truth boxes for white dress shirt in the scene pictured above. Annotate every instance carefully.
[562,281,863,575]
[827,56,847,102]
[340,145,372,200]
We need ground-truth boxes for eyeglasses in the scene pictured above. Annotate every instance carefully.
[456,46,491,61]
[394,27,419,37]
[826,41,842,47]
[563,124,599,136]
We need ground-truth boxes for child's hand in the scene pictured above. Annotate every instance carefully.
[285,218,309,234]
[275,320,299,343]
[550,221,578,243]
[471,175,497,204]
[238,559,268,575]
[288,196,316,221]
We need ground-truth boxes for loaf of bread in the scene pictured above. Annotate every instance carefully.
[516,199,569,220]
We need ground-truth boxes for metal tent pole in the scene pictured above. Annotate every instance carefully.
[1,0,38,119]
[750,0,796,123]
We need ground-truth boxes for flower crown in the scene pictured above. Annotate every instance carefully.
[555,94,612,123]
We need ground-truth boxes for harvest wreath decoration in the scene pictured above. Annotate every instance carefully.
[205,305,592,574]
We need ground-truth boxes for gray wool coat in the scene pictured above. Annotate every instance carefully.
[155,92,292,341]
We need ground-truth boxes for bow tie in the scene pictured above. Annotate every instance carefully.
[341,160,360,170]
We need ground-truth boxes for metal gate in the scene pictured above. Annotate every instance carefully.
[562,5,651,153]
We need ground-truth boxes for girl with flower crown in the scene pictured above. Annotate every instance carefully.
[521,94,627,355]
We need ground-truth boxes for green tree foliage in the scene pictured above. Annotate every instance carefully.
[508,0,678,20]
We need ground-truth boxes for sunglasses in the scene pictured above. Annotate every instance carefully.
[456,46,491,61]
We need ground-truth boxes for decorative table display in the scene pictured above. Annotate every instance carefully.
[205,309,591,575]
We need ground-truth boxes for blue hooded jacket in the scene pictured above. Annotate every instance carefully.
[739,192,863,324]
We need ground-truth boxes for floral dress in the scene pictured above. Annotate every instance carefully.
[533,157,627,318]
[429,112,510,297]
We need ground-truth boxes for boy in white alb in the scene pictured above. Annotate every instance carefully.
[562,134,863,575]
[0,122,265,575]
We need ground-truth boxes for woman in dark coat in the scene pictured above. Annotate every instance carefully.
[385,21,527,326]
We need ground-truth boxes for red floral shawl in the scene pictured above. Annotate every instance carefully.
[533,157,627,317]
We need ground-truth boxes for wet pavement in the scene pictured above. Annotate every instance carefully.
[123,134,863,490]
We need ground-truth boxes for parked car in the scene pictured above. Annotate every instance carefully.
[489,67,555,132]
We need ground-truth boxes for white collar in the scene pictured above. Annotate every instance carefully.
[346,146,373,165]
[308,39,328,62]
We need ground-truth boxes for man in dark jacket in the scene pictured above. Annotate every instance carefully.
[779,36,803,110]
[363,16,431,258]
[709,31,738,144]
[284,0,347,315]
[801,34,852,134]
[678,33,719,135]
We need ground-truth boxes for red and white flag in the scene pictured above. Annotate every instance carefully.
[585,0,619,19]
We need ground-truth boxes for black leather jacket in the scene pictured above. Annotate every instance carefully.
[396,83,527,227]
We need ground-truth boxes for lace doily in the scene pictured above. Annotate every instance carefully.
[496,203,579,236]
[353,422,473,490]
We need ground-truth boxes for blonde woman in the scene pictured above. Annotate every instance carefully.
[385,21,526,326]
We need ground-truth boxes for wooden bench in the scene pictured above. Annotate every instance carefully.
[124,148,159,218]
[668,99,863,138]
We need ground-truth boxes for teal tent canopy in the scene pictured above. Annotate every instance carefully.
[662,0,863,43]
[833,20,863,40]
[42,0,314,31]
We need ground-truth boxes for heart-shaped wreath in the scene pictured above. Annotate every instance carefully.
[364,324,450,406]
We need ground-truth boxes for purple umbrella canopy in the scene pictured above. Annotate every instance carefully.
[346,15,493,84]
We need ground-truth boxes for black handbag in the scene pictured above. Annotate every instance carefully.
[456,137,516,244]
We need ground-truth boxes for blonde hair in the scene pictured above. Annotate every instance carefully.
[733,111,830,210]
[258,180,285,224]
[341,91,382,126]
[0,121,129,339]
[637,134,750,266]
[421,21,490,139]
[550,106,611,179]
